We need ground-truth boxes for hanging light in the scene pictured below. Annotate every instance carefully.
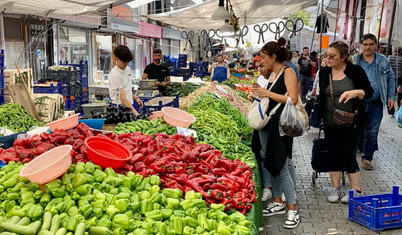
[219,19,236,36]
[212,0,231,20]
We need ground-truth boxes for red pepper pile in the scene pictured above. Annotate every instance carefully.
[0,123,256,214]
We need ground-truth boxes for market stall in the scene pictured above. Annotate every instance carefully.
[0,80,264,234]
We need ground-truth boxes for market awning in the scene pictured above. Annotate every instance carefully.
[147,0,316,30]
[0,0,133,17]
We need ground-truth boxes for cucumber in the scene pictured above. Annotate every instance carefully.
[41,212,52,230]
[88,226,114,235]
[49,214,61,234]
[0,232,18,235]
[0,222,36,235]
[74,223,85,235]
[38,231,53,235]
[8,216,21,224]
[29,221,42,233]
[16,217,30,226]
[55,228,68,235]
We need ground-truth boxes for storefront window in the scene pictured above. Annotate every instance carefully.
[59,26,89,65]
[171,40,180,58]
[95,35,112,81]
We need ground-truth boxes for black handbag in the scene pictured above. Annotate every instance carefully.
[329,74,357,128]
[311,126,329,172]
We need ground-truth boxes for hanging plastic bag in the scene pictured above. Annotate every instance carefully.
[397,107,402,128]
[279,97,309,137]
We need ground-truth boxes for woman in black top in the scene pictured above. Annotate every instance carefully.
[317,41,373,204]
[250,38,300,229]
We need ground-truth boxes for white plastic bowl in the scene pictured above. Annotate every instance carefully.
[19,145,72,184]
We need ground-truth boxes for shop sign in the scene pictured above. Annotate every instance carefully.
[135,22,162,38]
[107,4,139,33]
[162,28,183,40]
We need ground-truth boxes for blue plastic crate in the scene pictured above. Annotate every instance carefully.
[349,186,402,231]
[133,95,179,113]
[65,98,76,110]
[78,119,105,130]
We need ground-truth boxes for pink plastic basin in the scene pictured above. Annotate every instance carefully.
[152,111,164,117]
[85,136,132,168]
[47,113,80,131]
[162,107,196,128]
[19,145,72,184]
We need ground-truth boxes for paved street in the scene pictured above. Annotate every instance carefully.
[260,109,402,235]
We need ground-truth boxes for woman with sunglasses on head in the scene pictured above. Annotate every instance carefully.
[317,41,374,203]
[250,38,300,229]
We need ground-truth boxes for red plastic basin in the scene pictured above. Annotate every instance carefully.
[85,136,132,168]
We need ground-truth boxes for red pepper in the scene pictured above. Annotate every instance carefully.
[181,151,198,163]
[39,132,50,141]
[133,162,146,172]
[149,162,166,174]
[224,174,247,187]
[144,154,158,165]
[217,177,240,191]
[77,123,90,132]
[188,172,202,180]
[118,133,131,139]
[232,197,245,209]
[186,180,211,198]
[199,151,212,159]
[106,132,117,140]
[72,139,84,151]
[175,165,185,174]
[154,133,169,139]
[211,189,223,200]
[165,179,183,191]
[167,174,188,184]
[210,183,228,191]
[230,167,243,176]
[220,198,231,210]
[191,177,214,186]
[202,183,211,192]
[129,153,145,164]
[183,135,195,145]
[64,138,75,145]
[212,168,228,176]
[162,153,181,161]
[21,157,31,164]
[166,165,175,174]
[30,135,41,147]
[15,148,33,159]
[250,192,257,203]
[241,170,253,179]
[170,134,185,141]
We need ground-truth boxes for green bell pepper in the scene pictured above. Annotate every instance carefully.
[210,203,225,212]
[160,209,173,219]
[63,217,78,231]
[170,215,183,234]
[97,217,112,229]
[84,162,95,174]
[51,187,66,198]
[145,210,163,221]
[185,208,199,219]
[115,199,128,213]
[72,173,87,188]
[197,214,209,231]
[208,219,218,231]
[183,226,195,235]
[149,175,160,186]
[113,214,130,230]
[75,184,91,196]
[149,185,160,196]
[217,221,232,235]
[106,205,120,217]
[140,199,152,215]
[162,188,182,199]
[166,198,180,209]
[94,169,107,182]
[183,216,198,228]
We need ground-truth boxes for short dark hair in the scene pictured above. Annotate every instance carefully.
[361,34,378,44]
[153,49,162,55]
[114,45,133,62]
[260,37,288,63]
[217,54,223,58]
[303,47,309,50]
[329,41,352,63]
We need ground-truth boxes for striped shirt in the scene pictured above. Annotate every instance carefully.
[389,54,402,86]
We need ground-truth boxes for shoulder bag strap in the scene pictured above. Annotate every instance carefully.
[329,73,336,109]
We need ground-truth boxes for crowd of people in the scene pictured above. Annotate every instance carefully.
[246,34,400,229]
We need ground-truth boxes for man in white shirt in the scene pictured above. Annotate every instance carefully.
[108,45,143,116]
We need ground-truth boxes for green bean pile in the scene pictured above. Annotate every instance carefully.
[187,93,253,141]
[0,103,44,135]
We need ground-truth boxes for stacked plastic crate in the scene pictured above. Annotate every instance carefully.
[60,61,89,113]
[0,50,4,105]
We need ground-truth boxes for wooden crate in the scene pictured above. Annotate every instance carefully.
[4,69,34,92]
[32,94,65,123]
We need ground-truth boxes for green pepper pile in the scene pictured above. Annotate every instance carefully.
[113,119,177,136]
[164,83,204,97]
[0,103,44,135]
[0,161,252,235]
[187,93,253,141]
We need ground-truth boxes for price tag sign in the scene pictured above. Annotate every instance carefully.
[176,127,197,137]
[216,85,228,94]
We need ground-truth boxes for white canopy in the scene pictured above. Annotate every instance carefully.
[0,0,133,17]
[147,0,316,30]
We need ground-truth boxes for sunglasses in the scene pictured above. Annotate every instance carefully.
[323,54,337,59]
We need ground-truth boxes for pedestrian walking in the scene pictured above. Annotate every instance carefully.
[298,47,317,103]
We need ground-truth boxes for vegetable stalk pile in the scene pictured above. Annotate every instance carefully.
[0,103,44,135]
[0,161,252,234]
[164,82,204,97]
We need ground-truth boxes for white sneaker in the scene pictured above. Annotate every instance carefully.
[263,202,286,217]
[282,193,286,202]
[328,187,341,203]
[341,189,363,204]
[284,210,300,229]
[262,188,272,201]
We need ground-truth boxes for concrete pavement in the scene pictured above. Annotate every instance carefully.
[260,110,402,235]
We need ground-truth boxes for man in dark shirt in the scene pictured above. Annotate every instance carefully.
[298,47,316,103]
[142,49,171,95]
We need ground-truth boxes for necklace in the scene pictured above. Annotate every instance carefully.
[269,65,285,82]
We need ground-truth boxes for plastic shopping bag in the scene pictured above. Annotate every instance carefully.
[397,107,402,128]
[279,97,309,137]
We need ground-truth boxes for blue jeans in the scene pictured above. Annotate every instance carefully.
[270,158,296,205]
[260,151,271,188]
[288,158,297,190]
[363,101,384,161]
[300,74,311,103]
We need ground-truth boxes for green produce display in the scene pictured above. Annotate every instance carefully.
[164,82,204,97]
[0,161,252,235]
[187,92,253,141]
[113,118,177,136]
[222,81,249,100]
[0,103,44,135]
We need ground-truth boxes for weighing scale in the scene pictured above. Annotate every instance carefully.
[134,80,160,98]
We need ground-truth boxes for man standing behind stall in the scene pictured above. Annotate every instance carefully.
[298,47,316,103]
[108,45,143,116]
[210,54,230,83]
[142,49,171,95]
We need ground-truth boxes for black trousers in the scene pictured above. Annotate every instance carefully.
[324,125,360,173]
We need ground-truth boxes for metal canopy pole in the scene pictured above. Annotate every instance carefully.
[386,0,397,56]
[334,0,341,41]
